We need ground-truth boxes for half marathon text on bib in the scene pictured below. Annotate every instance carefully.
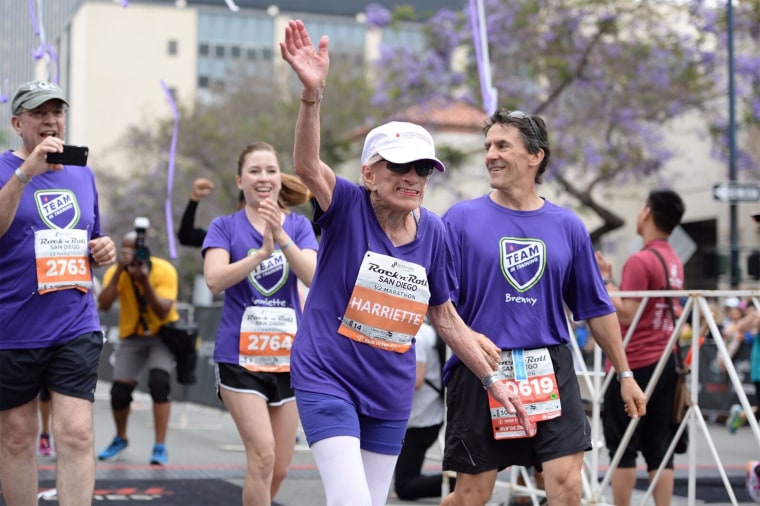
[338,251,430,353]
[488,347,561,439]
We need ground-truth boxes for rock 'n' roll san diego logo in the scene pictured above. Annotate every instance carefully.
[248,249,289,296]
[499,237,546,292]
[35,190,81,229]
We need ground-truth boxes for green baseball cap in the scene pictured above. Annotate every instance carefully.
[11,80,69,114]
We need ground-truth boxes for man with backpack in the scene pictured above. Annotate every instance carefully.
[595,189,686,506]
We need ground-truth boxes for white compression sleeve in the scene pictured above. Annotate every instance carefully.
[310,436,399,506]
[311,436,371,506]
[360,447,399,506]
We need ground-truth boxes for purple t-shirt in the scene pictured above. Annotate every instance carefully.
[291,177,451,420]
[0,150,103,349]
[443,195,614,375]
[202,209,318,365]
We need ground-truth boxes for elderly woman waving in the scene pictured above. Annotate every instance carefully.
[280,19,528,506]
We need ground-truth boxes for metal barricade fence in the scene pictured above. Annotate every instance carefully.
[492,290,760,506]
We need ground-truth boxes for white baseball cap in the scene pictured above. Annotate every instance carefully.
[360,121,446,173]
[724,296,741,308]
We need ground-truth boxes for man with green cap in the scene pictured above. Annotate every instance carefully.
[0,79,116,505]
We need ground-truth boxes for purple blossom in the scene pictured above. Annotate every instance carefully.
[365,3,392,29]
[370,0,760,203]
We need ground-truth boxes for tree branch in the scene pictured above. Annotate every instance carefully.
[535,23,609,115]
[554,172,625,243]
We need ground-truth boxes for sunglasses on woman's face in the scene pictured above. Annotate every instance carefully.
[384,160,436,178]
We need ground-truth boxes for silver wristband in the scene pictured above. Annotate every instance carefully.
[617,370,634,381]
[14,168,31,184]
[481,371,501,390]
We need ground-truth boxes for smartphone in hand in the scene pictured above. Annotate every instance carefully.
[46,145,89,166]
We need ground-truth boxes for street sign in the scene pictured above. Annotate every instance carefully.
[712,182,760,202]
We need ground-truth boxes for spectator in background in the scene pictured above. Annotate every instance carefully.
[726,301,760,433]
[572,320,596,368]
[178,177,244,247]
[0,79,116,505]
[718,296,747,373]
[596,189,686,506]
[97,229,180,465]
[393,321,453,500]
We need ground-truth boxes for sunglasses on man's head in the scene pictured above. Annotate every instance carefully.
[384,160,436,178]
[507,110,542,140]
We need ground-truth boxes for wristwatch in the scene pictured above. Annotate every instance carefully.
[617,370,634,381]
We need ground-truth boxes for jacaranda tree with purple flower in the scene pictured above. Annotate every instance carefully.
[370,0,760,240]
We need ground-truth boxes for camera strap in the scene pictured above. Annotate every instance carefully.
[128,275,150,336]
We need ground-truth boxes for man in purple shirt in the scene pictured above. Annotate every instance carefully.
[441,109,647,506]
[0,80,116,505]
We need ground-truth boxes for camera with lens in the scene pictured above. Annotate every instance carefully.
[133,217,151,264]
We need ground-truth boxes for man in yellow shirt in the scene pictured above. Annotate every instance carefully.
[97,226,179,465]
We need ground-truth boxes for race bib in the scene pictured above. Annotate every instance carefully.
[338,251,429,353]
[34,228,92,294]
[238,305,297,373]
[488,347,561,439]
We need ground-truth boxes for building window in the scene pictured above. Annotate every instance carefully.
[199,43,209,56]
[261,48,272,60]
[230,46,241,58]
[246,48,257,61]
[198,75,209,88]
[167,39,178,56]
[215,45,225,58]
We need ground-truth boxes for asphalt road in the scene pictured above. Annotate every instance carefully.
[21,381,760,505]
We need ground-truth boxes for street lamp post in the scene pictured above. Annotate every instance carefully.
[728,0,739,288]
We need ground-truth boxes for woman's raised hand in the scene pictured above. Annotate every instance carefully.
[280,19,330,92]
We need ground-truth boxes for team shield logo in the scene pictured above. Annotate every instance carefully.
[248,250,289,296]
[35,190,81,229]
[500,237,546,292]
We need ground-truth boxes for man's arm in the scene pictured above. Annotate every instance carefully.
[178,199,206,247]
[595,250,641,326]
[178,178,214,247]
[603,279,642,326]
[129,262,175,320]
[0,138,64,237]
[0,173,26,238]
[140,276,174,320]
